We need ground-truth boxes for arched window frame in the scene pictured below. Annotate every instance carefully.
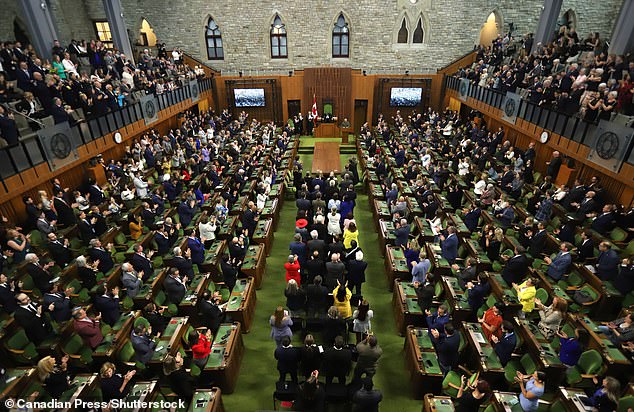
[413,17,424,43]
[205,17,224,60]
[332,14,349,58]
[397,18,409,43]
[270,14,288,59]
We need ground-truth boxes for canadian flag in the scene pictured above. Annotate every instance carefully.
[311,94,318,120]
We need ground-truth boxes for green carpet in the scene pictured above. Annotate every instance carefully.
[222,170,419,411]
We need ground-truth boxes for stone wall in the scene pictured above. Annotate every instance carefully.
[0,0,624,71]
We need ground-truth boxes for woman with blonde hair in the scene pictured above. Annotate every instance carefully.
[99,362,135,402]
[37,355,70,398]
[162,352,194,399]
[535,296,568,339]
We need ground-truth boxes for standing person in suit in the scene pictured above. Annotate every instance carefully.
[546,151,562,180]
[501,246,529,286]
[162,353,195,400]
[353,334,383,382]
[177,198,197,228]
[347,250,368,296]
[411,250,432,284]
[463,203,482,233]
[46,233,73,267]
[595,241,620,281]
[426,304,450,335]
[93,285,120,326]
[431,322,460,376]
[241,201,258,239]
[130,324,158,364]
[169,246,195,279]
[53,190,76,227]
[163,268,188,305]
[574,191,598,219]
[88,239,115,274]
[121,263,142,298]
[72,306,104,349]
[352,377,383,412]
[186,229,205,271]
[14,293,52,345]
[306,276,328,318]
[545,242,573,281]
[577,230,595,261]
[440,226,459,264]
[75,255,99,291]
[492,321,517,366]
[43,283,73,322]
[220,254,238,292]
[130,244,154,282]
[0,274,21,314]
[78,211,96,245]
[322,335,352,384]
[25,253,55,293]
[197,290,226,335]
[392,218,411,247]
[528,222,548,257]
[274,335,300,383]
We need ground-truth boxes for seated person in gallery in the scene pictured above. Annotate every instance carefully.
[340,118,351,128]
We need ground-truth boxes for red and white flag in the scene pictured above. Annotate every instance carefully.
[311,94,318,120]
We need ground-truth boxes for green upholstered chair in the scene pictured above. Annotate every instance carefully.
[62,334,93,367]
[4,329,38,365]
[617,395,634,412]
[535,288,549,305]
[565,349,605,387]
[441,370,462,398]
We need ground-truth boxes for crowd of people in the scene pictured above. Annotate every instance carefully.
[0,38,203,147]
[0,105,298,408]
[356,105,632,411]
[458,28,634,120]
[267,162,385,411]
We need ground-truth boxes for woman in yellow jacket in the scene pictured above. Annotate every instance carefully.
[513,277,536,317]
[128,214,143,240]
[332,280,353,319]
[343,222,359,250]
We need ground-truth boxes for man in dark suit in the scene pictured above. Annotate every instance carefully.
[43,283,73,322]
[545,242,573,281]
[274,335,301,383]
[220,254,238,292]
[78,211,96,245]
[591,205,617,235]
[93,285,120,326]
[431,322,460,376]
[130,324,157,364]
[463,203,482,233]
[307,231,326,259]
[169,246,195,279]
[50,98,71,124]
[131,244,154,282]
[492,321,517,366]
[440,226,459,264]
[528,222,548,257]
[186,229,205,269]
[306,275,328,317]
[565,180,587,211]
[178,198,197,228]
[53,191,76,227]
[26,253,54,293]
[546,151,562,179]
[141,202,158,230]
[304,251,325,285]
[163,268,187,305]
[15,61,33,92]
[393,219,411,247]
[47,233,73,267]
[198,290,225,335]
[575,191,598,219]
[322,336,352,384]
[227,236,247,263]
[241,202,258,238]
[14,293,52,345]
[596,241,620,281]
[0,274,20,314]
[87,180,106,206]
[500,165,514,192]
[0,105,19,146]
[353,378,383,412]
[88,239,115,274]
[501,246,530,286]
[577,230,595,261]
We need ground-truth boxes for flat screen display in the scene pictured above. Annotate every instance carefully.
[390,87,422,107]
[234,88,265,107]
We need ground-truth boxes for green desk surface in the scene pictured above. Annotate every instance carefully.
[431,398,455,412]
[602,281,622,297]
[406,297,422,314]
[382,221,395,231]
[59,375,93,402]
[415,330,434,350]
[226,294,244,311]
[492,273,509,287]
[540,343,562,365]
[214,325,234,344]
[401,282,416,296]
[451,216,469,233]
[189,391,216,412]
[0,369,28,391]
[481,346,503,369]
[206,346,226,368]
[497,393,522,411]
[269,187,280,197]
[606,347,628,362]
[582,317,601,333]
[152,344,168,361]
[376,201,390,215]
[420,351,442,375]
[126,382,153,401]
[163,318,185,337]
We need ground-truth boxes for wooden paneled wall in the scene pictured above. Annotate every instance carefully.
[444,88,634,206]
[0,91,212,224]
[302,68,353,123]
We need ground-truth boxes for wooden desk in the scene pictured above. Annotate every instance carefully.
[314,123,340,138]
[446,214,470,238]
[461,322,505,383]
[414,216,436,242]
[462,238,492,272]
[378,220,396,256]
[0,368,34,402]
[94,311,138,361]
[367,182,384,204]
[392,280,425,335]
[133,268,167,309]
[189,388,225,412]
[58,373,98,411]
[423,394,455,412]
[407,197,425,218]
[178,273,212,318]
[224,278,256,333]
[252,218,274,256]
[424,243,452,276]
[441,276,471,323]
[204,323,244,394]
[372,200,391,230]
[385,245,411,290]
[487,272,523,320]
[557,386,589,412]
[513,318,566,385]
[122,380,159,411]
[229,195,249,216]
[491,391,522,412]
[150,317,190,366]
[241,244,266,289]
[404,326,444,398]
[217,216,239,240]
[574,315,632,378]
[260,198,280,230]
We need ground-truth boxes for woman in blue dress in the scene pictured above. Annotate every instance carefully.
[515,370,545,412]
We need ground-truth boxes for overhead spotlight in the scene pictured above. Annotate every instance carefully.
[239,71,243,77]
[288,70,293,77]
[405,70,410,76]
[363,70,367,76]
